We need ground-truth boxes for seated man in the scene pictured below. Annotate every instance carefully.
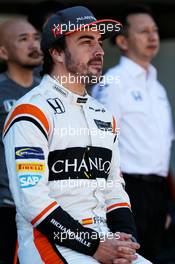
[3,6,151,264]
[0,18,42,264]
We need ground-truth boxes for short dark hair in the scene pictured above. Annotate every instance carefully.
[111,4,154,44]
[40,37,66,76]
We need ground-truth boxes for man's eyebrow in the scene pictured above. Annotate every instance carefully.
[18,33,28,37]
[18,32,40,37]
[77,35,102,41]
[77,35,94,40]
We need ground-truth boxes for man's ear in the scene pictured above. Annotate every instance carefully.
[115,35,128,52]
[49,48,64,63]
[0,46,8,61]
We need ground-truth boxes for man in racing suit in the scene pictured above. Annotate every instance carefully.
[3,6,152,264]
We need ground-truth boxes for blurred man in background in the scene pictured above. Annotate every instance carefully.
[92,4,174,263]
[0,18,42,263]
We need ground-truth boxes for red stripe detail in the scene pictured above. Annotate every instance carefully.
[34,229,64,264]
[3,104,49,136]
[112,116,116,134]
[107,202,131,212]
[13,240,18,264]
[31,201,57,225]
[82,220,93,225]
[65,19,122,36]
[82,217,93,221]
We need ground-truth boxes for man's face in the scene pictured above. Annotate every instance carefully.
[124,13,159,62]
[64,29,104,84]
[5,21,42,68]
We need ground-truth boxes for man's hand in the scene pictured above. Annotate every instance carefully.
[115,232,133,241]
[93,236,140,264]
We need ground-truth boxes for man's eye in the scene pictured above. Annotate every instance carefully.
[19,38,27,41]
[153,28,159,33]
[140,30,149,34]
[83,40,91,44]
[34,36,41,41]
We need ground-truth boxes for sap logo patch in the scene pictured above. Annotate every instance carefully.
[19,175,42,188]
[16,162,45,173]
[15,147,44,160]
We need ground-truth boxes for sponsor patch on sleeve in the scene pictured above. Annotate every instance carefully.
[16,162,45,173]
[94,119,112,131]
[19,174,42,188]
[15,147,44,160]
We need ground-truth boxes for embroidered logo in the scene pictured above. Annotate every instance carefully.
[47,98,65,114]
[131,91,142,101]
[51,24,62,38]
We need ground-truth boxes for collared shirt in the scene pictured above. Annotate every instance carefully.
[92,56,174,177]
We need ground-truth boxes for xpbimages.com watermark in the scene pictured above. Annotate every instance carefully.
[52,21,121,37]
[51,178,122,192]
[53,226,121,243]
[54,126,120,139]
[53,74,120,86]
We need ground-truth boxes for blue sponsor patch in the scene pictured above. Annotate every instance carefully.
[19,175,42,188]
[15,147,44,160]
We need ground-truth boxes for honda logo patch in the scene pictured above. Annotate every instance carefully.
[47,98,65,114]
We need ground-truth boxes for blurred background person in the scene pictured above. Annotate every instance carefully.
[27,0,65,78]
[0,18,42,264]
[92,4,174,263]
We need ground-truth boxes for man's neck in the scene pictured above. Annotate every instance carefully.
[51,70,86,96]
[7,64,34,87]
[124,54,151,71]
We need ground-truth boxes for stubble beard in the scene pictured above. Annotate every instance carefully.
[64,48,102,85]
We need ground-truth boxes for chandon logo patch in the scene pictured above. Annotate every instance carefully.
[51,157,111,173]
[48,146,112,181]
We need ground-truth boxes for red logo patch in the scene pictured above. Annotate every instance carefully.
[51,24,62,38]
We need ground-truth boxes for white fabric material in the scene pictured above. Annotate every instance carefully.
[3,75,132,263]
[92,56,174,177]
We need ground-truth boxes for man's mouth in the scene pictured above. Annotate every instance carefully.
[147,45,158,50]
[28,50,42,59]
[88,59,103,70]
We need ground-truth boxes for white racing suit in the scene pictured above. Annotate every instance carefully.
[3,75,151,264]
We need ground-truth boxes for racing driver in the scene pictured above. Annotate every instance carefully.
[3,6,152,264]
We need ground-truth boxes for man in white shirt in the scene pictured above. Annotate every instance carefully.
[92,4,174,263]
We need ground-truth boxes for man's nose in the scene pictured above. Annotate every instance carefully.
[149,31,159,41]
[28,39,40,50]
[94,43,104,57]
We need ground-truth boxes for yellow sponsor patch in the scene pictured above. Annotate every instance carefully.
[16,162,45,173]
